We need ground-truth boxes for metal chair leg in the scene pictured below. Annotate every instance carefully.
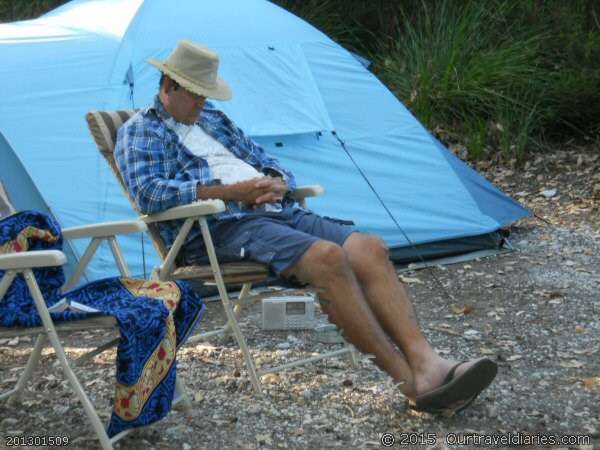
[345,342,360,369]
[25,271,113,450]
[221,283,252,341]
[173,375,192,415]
[199,218,262,394]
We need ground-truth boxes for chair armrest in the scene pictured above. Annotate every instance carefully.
[142,199,225,223]
[291,184,324,202]
[0,250,66,270]
[141,187,319,225]
[62,221,146,291]
[62,220,147,240]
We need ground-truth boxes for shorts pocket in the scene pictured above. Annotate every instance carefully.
[246,238,277,265]
[214,230,252,261]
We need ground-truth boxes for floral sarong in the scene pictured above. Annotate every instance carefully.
[0,211,205,437]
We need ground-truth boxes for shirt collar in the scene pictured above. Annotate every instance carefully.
[152,95,174,123]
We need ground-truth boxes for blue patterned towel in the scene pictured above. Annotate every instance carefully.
[0,211,205,436]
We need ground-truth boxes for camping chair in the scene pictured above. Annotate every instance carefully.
[0,206,191,450]
[86,110,359,393]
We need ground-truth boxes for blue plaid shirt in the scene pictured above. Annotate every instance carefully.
[115,95,296,248]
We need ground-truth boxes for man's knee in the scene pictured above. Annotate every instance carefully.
[312,240,352,273]
[292,240,351,284]
[346,233,390,264]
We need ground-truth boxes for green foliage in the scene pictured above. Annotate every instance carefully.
[374,0,552,158]
[0,0,67,22]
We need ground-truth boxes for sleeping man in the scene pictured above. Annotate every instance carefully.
[115,40,498,414]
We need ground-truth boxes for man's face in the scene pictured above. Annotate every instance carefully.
[162,78,206,125]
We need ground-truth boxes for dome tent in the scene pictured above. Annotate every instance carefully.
[0,0,528,280]
[0,131,79,275]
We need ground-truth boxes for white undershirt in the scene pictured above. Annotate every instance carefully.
[165,118,262,185]
[165,118,282,212]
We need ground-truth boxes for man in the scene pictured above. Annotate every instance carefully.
[115,40,497,413]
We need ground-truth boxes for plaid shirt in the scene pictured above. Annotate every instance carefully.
[115,95,296,247]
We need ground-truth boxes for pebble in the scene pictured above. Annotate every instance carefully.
[287,335,302,345]
[247,404,261,414]
[302,389,313,401]
[541,188,557,198]
[1,418,18,427]
[261,373,281,385]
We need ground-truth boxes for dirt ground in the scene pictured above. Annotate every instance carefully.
[1,146,599,450]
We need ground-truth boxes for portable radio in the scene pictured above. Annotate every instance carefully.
[261,294,316,330]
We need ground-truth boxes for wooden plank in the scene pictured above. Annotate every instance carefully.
[172,262,269,281]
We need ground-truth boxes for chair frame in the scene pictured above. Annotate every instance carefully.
[86,110,359,394]
[0,219,191,450]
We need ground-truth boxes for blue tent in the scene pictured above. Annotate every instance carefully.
[0,132,80,275]
[0,0,528,280]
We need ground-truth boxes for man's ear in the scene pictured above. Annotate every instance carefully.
[161,76,176,94]
[163,77,172,93]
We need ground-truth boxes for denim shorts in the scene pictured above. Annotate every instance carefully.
[180,207,356,275]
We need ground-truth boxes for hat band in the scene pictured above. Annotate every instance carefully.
[162,63,218,91]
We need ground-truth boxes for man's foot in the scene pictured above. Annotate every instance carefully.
[410,358,497,414]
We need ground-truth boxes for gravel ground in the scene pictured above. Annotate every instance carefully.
[1,146,599,450]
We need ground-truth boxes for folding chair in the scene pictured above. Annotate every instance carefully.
[86,110,359,394]
[0,210,191,450]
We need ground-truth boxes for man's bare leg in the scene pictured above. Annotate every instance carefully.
[342,233,486,398]
[283,240,419,397]
[284,241,415,396]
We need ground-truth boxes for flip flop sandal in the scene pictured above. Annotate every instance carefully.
[411,358,498,414]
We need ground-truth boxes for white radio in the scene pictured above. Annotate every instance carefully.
[261,295,316,330]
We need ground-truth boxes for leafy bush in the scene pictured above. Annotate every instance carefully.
[0,0,66,22]
[373,1,551,158]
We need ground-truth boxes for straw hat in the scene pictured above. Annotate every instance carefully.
[148,40,232,101]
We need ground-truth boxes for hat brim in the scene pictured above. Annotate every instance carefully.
[148,58,232,101]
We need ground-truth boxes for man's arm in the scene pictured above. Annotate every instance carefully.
[196,176,288,205]
[116,110,292,213]
[115,119,207,214]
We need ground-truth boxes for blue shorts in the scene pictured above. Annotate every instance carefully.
[181,207,356,275]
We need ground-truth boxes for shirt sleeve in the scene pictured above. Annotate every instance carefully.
[115,118,199,214]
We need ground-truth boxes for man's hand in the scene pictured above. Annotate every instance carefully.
[197,176,287,205]
[253,176,288,205]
